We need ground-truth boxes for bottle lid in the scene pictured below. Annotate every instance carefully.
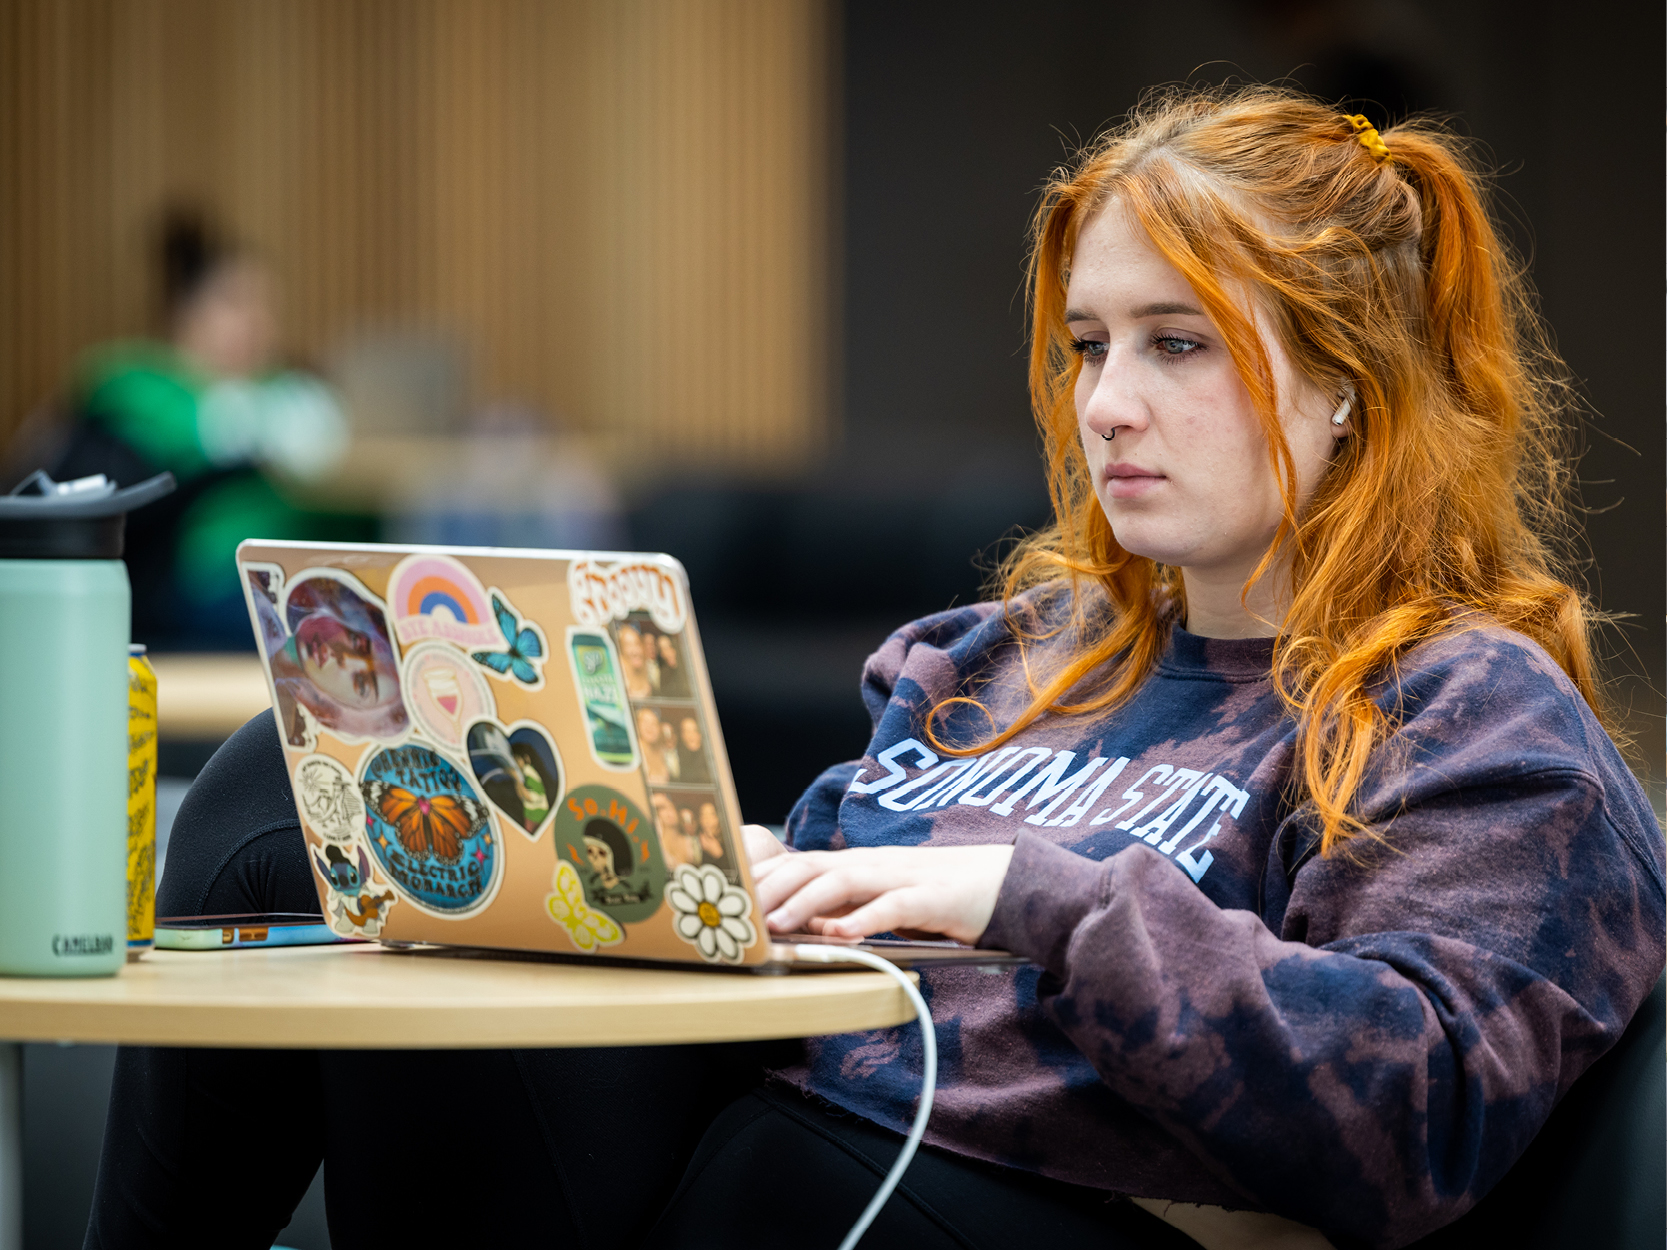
[0,470,176,559]
[129,643,148,656]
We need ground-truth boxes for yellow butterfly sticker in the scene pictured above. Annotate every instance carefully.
[546,860,623,951]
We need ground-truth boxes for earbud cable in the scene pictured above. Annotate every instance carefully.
[793,944,938,1250]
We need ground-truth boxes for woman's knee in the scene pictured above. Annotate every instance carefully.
[156,712,315,916]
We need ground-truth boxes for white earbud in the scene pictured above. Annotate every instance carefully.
[1331,382,1355,427]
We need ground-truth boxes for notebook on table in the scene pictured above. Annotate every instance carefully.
[236,540,1021,972]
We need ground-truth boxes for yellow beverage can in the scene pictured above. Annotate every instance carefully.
[127,645,158,959]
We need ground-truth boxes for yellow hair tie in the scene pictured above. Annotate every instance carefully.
[1344,114,1392,165]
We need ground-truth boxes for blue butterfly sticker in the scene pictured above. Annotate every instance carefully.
[471,594,546,686]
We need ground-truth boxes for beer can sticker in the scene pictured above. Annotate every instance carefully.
[564,628,639,772]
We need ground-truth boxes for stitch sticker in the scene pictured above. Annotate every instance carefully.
[387,553,501,650]
[565,628,639,771]
[666,863,757,964]
[359,743,500,917]
[545,860,624,952]
[254,567,408,749]
[465,718,564,840]
[311,840,398,937]
[402,642,496,752]
[550,785,666,924]
[569,558,687,634]
[294,753,365,844]
[470,592,548,690]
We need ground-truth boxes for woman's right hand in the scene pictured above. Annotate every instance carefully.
[743,824,790,869]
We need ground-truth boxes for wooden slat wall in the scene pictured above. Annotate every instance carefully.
[0,0,831,474]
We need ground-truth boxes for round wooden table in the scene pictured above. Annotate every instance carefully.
[0,942,916,1048]
[0,943,917,1249]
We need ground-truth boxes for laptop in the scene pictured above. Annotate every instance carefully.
[236,540,1022,972]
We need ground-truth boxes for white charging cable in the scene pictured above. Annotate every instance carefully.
[794,944,938,1250]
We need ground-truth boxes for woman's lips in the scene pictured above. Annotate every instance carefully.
[1102,461,1166,500]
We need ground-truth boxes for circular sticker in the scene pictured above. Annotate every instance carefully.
[550,785,667,924]
[359,743,500,916]
[293,753,364,844]
[401,641,496,751]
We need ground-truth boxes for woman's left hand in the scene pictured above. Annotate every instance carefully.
[751,844,1015,945]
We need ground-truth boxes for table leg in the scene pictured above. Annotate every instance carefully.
[0,1042,17,1250]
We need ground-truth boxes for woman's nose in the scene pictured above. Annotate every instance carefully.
[1080,354,1147,440]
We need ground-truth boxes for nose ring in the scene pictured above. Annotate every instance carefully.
[1100,429,1115,441]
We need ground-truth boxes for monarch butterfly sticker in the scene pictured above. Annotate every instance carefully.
[359,744,502,917]
[470,592,548,690]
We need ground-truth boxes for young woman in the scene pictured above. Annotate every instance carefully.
[87,87,1662,1250]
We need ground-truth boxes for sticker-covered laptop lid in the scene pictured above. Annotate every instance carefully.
[236,540,768,967]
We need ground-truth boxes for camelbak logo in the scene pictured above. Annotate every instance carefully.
[52,934,114,956]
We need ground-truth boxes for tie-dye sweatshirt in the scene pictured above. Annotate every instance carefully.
[775,595,1664,1248]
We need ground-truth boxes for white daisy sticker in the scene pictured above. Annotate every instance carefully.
[546,860,624,952]
[668,864,757,964]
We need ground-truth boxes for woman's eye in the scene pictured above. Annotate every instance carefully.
[1152,334,1202,359]
[1069,338,1108,361]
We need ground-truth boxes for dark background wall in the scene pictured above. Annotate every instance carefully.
[692,0,1663,827]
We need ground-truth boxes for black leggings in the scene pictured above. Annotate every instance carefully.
[85,716,1194,1250]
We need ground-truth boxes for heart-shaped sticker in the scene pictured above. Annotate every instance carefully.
[464,718,565,842]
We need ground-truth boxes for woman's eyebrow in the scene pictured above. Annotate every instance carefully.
[1064,301,1205,322]
[1130,300,1203,317]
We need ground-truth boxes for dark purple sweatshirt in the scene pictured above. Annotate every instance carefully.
[775,596,1664,1248]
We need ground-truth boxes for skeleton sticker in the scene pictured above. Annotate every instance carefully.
[550,785,666,925]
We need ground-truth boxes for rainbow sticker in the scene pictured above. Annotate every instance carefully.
[387,554,501,649]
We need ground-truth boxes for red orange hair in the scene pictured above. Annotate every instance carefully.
[932,85,1611,855]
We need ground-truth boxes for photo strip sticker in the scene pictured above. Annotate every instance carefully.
[310,838,398,938]
[632,701,713,788]
[359,743,501,918]
[402,641,496,753]
[649,787,739,882]
[545,860,623,953]
[568,558,688,636]
[564,628,639,772]
[550,785,666,924]
[613,613,695,703]
[261,567,408,750]
[470,591,548,690]
[386,553,501,650]
[465,718,564,842]
[294,753,365,845]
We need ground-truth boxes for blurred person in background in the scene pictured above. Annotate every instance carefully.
[40,210,357,647]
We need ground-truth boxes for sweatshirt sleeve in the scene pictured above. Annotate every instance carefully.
[980,644,1666,1248]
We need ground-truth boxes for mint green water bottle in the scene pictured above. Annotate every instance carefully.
[0,470,173,977]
